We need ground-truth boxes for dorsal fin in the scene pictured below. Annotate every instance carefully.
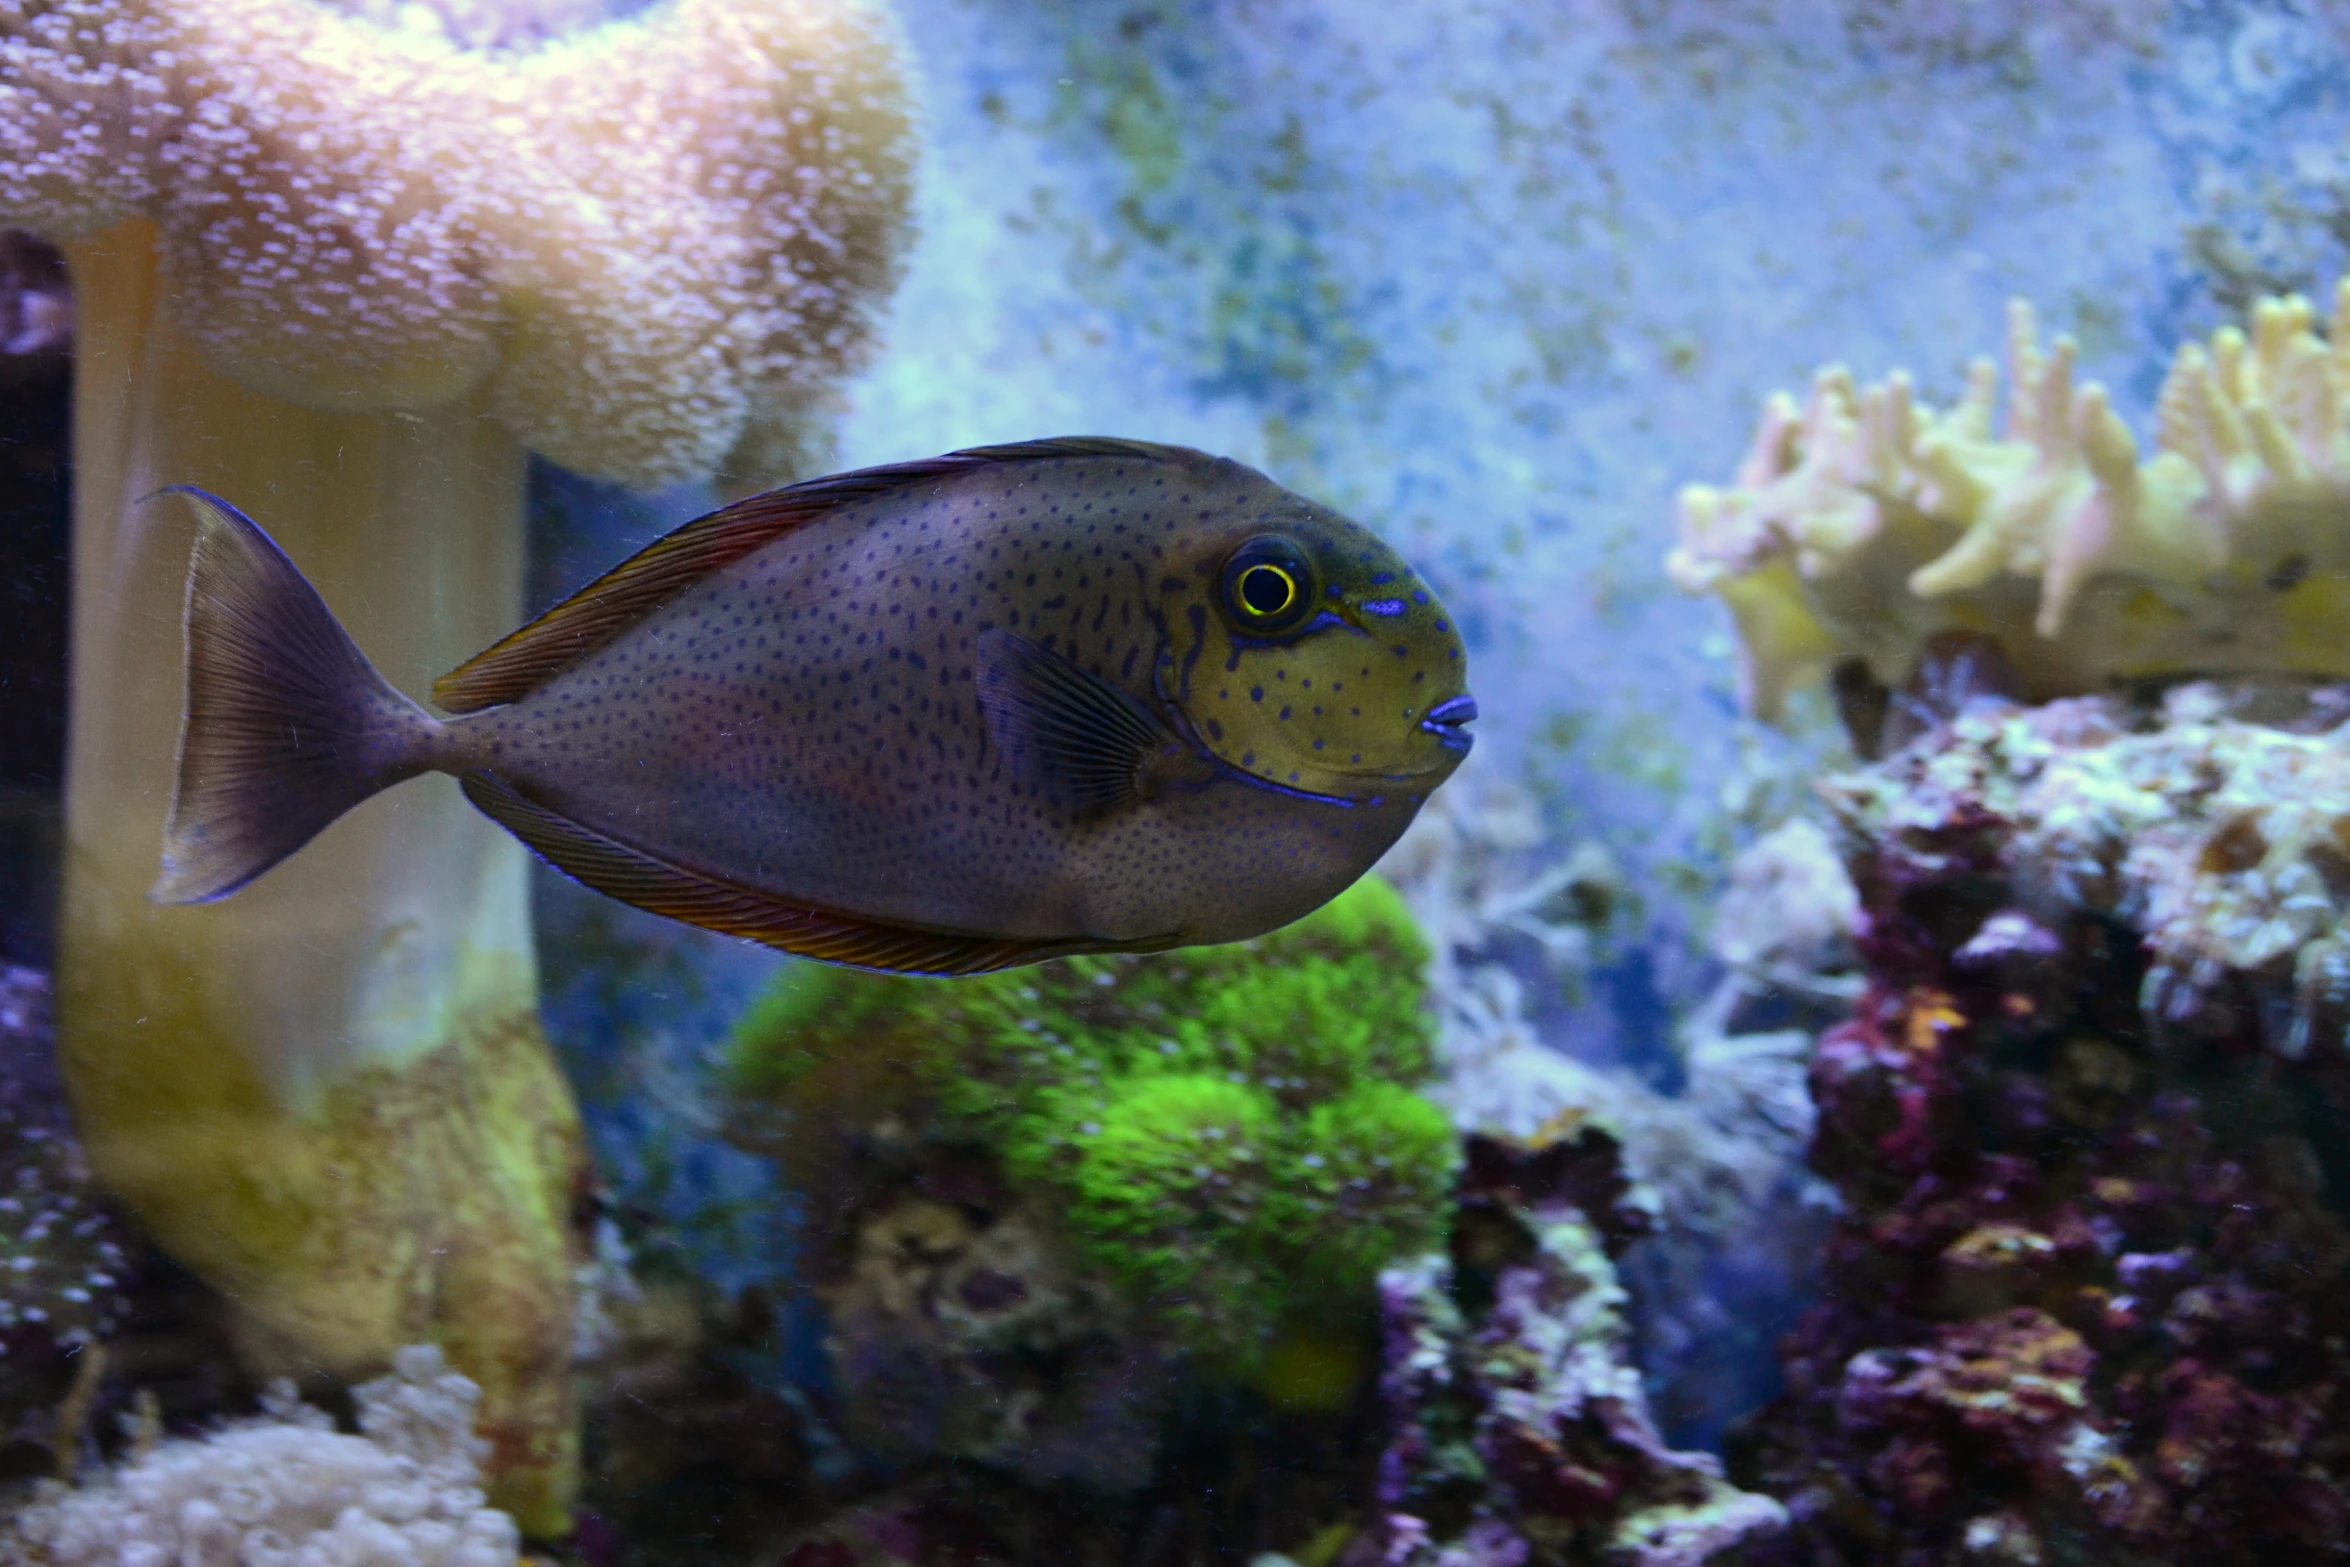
[432,438,1203,714]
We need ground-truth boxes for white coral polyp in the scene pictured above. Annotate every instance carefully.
[0,0,913,488]
[15,1346,519,1567]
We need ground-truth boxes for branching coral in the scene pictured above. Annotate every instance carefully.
[724,876,1458,1466]
[1,0,915,1530]
[1670,289,2350,718]
[10,1344,519,1567]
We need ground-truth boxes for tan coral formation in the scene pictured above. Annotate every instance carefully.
[2,0,914,485]
[1669,289,2350,718]
[0,0,915,1533]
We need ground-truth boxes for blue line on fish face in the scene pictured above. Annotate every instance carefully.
[1209,758,1357,808]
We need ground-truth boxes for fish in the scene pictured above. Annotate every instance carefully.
[151,437,1475,974]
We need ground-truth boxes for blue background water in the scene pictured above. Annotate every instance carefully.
[536,0,2350,1442]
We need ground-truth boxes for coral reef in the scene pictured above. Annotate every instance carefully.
[728,876,1454,1366]
[0,964,128,1479]
[724,875,1457,1489]
[1,0,916,485]
[1379,776,1838,1203]
[0,963,265,1499]
[1,0,916,1527]
[0,967,125,1365]
[1669,288,2350,719]
[8,1344,520,1567]
[619,879,1460,1561]
[1360,1125,1787,1566]
[1730,683,2350,1564]
[746,1124,1781,1567]
[1383,776,1846,1447]
[813,1195,1178,1491]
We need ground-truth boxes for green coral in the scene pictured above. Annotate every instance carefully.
[724,876,1456,1363]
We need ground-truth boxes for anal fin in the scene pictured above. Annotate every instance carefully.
[461,772,1157,976]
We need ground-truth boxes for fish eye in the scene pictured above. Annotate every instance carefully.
[1218,535,1318,636]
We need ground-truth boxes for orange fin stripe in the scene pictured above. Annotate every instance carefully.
[459,771,1155,976]
[431,437,1204,715]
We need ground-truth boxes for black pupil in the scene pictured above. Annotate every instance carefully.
[1240,565,1293,615]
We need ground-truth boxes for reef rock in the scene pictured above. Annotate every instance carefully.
[0,966,129,1463]
[1361,1126,1787,1567]
[724,877,1457,1493]
[818,1195,1176,1492]
[1731,684,2350,1565]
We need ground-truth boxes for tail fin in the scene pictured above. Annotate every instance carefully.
[149,488,446,904]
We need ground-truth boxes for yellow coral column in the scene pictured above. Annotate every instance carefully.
[56,220,585,1533]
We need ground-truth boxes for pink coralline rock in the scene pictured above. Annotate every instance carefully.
[1361,1130,1786,1567]
[1728,686,2350,1565]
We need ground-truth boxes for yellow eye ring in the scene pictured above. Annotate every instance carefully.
[1236,562,1297,618]
[1218,534,1318,636]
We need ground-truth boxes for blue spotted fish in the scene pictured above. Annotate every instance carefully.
[152,438,1475,974]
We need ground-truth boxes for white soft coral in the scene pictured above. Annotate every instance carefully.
[15,1346,519,1567]
[0,0,915,485]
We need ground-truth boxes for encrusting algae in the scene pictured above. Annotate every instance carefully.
[1670,287,2350,719]
[0,0,916,1529]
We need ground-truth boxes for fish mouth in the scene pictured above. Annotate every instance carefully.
[1420,693,1477,755]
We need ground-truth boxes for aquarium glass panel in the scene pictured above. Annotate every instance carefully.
[5,2,2350,1562]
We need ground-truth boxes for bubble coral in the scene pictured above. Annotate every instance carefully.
[0,0,915,1530]
[726,877,1459,1374]
[1669,290,2350,719]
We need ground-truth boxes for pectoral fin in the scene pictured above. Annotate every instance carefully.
[975,628,1200,816]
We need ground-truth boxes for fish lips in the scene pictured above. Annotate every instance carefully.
[1419,693,1478,756]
